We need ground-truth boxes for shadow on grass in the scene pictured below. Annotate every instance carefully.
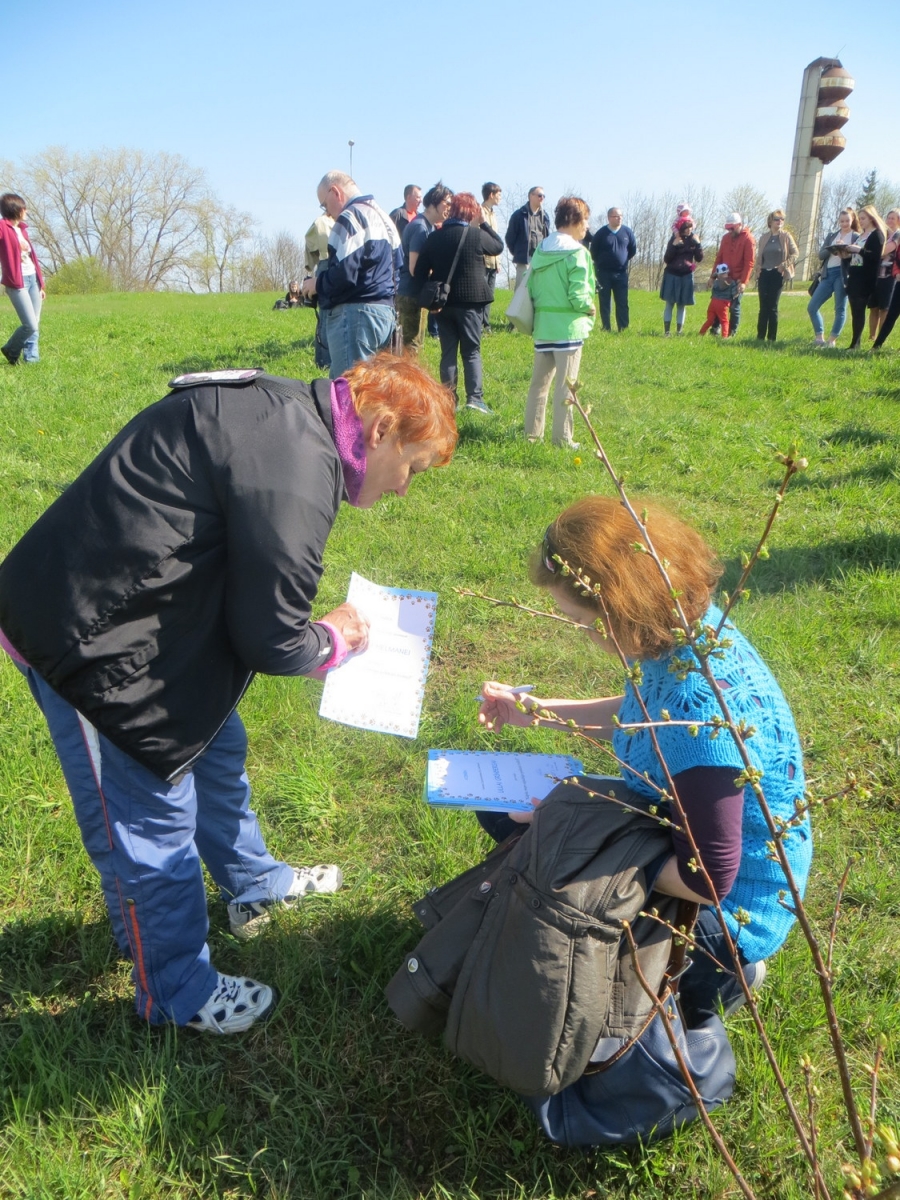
[821,424,895,447]
[722,533,900,596]
[791,460,900,489]
[0,906,643,1198]
[161,338,316,374]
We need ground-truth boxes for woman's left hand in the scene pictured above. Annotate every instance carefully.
[508,797,542,824]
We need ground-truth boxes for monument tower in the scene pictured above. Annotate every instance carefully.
[785,57,854,280]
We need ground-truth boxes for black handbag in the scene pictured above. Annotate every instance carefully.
[807,270,821,297]
[419,225,470,312]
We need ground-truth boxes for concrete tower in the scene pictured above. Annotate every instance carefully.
[785,57,854,280]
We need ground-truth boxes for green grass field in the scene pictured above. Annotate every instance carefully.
[0,288,898,1200]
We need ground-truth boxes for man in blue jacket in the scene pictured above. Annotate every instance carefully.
[589,208,637,332]
[505,186,550,291]
[302,171,402,378]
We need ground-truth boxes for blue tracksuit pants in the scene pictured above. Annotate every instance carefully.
[19,665,294,1025]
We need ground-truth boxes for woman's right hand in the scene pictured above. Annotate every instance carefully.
[478,681,539,731]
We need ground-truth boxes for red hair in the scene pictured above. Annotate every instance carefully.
[448,192,482,223]
[342,353,458,465]
[531,496,722,659]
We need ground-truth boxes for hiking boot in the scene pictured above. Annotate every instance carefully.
[187,972,277,1034]
[1,347,19,366]
[723,959,767,1016]
[228,864,343,940]
[465,398,494,415]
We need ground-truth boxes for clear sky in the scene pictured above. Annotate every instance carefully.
[7,0,897,238]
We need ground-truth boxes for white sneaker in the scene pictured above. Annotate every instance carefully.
[228,864,344,940]
[187,973,276,1034]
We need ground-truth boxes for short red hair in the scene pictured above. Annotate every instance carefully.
[448,192,482,223]
[343,353,458,465]
[531,496,722,659]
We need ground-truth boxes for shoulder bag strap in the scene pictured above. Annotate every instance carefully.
[444,223,471,286]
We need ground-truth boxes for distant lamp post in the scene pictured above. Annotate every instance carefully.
[348,140,355,176]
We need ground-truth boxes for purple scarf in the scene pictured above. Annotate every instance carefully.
[330,378,366,506]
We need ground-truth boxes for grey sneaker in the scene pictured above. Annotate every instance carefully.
[187,973,276,1034]
[465,398,494,415]
[228,864,343,940]
[723,959,767,1016]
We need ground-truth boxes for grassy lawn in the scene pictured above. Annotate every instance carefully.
[0,288,898,1200]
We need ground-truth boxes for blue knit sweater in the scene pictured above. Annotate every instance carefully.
[613,606,811,962]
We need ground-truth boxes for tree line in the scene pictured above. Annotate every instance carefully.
[0,146,304,294]
[2,148,898,293]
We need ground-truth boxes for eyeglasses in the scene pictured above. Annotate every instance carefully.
[772,216,785,222]
[534,193,545,200]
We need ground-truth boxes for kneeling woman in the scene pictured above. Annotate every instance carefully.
[479,496,811,1027]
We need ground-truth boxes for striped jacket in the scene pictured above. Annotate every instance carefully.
[316,195,402,310]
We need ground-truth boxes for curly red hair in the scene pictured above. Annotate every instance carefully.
[343,353,458,465]
[448,192,482,223]
[531,495,722,659]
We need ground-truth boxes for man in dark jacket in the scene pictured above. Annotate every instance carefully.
[505,186,550,291]
[589,208,637,332]
[0,358,456,1034]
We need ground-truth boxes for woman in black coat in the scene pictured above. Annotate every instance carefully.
[659,217,704,335]
[840,205,886,349]
[414,191,503,414]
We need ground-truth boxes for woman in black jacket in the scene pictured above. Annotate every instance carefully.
[414,191,504,414]
[0,355,457,1035]
[841,205,886,349]
[659,217,704,335]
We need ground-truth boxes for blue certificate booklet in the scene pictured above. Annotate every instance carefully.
[425,750,584,813]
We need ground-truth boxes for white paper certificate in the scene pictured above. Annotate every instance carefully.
[425,751,584,812]
[318,572,437,738]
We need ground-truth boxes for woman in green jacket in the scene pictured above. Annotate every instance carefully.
[524,196,596,449]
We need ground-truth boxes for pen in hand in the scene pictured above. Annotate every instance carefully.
[476,684,534,703]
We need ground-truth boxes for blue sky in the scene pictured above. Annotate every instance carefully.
[8,0,897,238]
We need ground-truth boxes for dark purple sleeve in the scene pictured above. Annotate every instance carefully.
[670,766,744,901]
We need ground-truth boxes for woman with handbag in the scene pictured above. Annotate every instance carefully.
[413,192,503,415]
[523,196,596,450]
[754,210,798,342]
[478,495,811,1031]
[842,205,886,349]
[807,207,859,346]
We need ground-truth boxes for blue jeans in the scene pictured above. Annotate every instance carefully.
[597,268,629,331]
[324,302,395,379]
[807,265,847,338]
[18,664,294,1025]
[3,275,42,362]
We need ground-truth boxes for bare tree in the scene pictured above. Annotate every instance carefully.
[181,200,256,293]
[721,184,772,239]
[257,231,305,291]
[18,146,215,290]
[681,184,719,246]
[624,189,678,290]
